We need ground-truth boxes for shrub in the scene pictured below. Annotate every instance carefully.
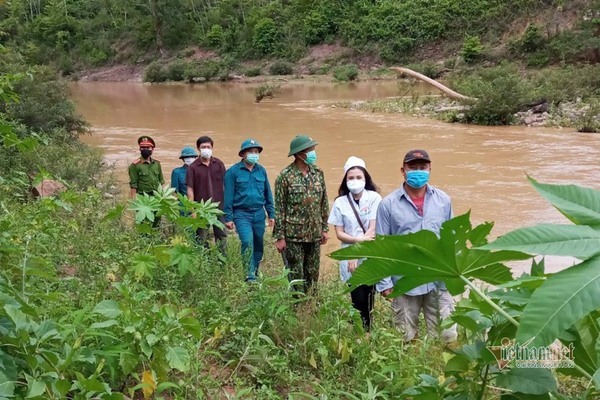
[244,66,262,77]
[269,60,293,75]
[206,24,225,48]
[455,64,534,125]
[183,60,221,82]
[254,83,280,103]
[253,18,279,56]
[333,64,359,82]
[166,59,188,81]
[460,36,483,64]
[144,61,168,83]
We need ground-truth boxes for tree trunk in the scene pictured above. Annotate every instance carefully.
[390,67,472,101]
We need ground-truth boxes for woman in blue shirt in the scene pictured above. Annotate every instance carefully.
[171,146,198,196]
[224,139,275,282]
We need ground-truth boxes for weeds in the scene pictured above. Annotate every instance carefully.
[254,83,280,103]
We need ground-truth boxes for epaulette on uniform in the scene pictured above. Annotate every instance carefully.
[132,158,142,165]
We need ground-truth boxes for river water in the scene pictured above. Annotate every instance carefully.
[71,80,600,276]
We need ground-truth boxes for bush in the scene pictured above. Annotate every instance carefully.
[144,61,168,83]
[166,59,188,81]
[269,60,294,75]
[460,36,483,64]
[333,64,359,82]
[206,24,225,48]
[183,60,221,82]
[253,18,280,56]
[455,64,534,125]
[244,66,262,77]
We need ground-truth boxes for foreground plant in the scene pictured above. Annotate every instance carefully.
[331,177,600,398]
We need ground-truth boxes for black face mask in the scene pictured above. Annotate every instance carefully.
[140,149,152,159]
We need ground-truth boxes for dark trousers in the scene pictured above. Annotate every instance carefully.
[350,284,376,331]
[284,241,321,294]
[196,215,227,253]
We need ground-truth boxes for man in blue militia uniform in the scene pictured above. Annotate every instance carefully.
[224,139,275,281]
[171,146,198,196]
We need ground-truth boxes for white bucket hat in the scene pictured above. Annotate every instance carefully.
[344,156,366,173]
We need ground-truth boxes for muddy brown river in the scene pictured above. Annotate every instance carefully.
[71,80,600,276]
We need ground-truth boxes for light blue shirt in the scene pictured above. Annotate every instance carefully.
[375,184,452,295]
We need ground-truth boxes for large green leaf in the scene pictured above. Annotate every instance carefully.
[166,346,190,372]
[529,176,600,226]
[483,224,600,260]
[496,368,556,395]
[557,314,599,377]
[92,300,122,319]
[517,255,600,348]
[331,213,529,296]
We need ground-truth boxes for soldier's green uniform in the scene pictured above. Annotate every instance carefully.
[129,135,165,195]
[128,158,164,195]
[274,135,329,293]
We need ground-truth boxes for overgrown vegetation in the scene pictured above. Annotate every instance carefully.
[0,0,598,74]
[332,177,600,398]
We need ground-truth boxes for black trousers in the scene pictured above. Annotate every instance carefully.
[196,215,227,253]
[350,284,376,331]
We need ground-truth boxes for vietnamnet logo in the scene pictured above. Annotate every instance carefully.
[487,337,575,369]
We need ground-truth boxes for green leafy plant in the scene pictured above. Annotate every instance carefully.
[333,64,359,82]
[268,60,294,76]
[460,36,483,64]
[331,177,600,397]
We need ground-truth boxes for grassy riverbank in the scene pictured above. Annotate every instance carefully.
[2,45,599,398]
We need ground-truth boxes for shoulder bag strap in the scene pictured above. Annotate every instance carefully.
[347,194,367,234]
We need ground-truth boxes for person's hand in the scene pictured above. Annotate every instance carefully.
[225,222,235,230]
[275,238,286,253]
[348,260,358,273]
[267,219,274,228]
[320,231,329,245]
[381,288,393,297]
[357,233,375,242]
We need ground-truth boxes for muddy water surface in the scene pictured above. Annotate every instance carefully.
[71,80,600,276]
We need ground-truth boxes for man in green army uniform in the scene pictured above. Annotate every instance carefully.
[128,136,165,198]
[274,135,329,293]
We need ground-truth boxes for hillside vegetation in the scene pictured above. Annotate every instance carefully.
[0,0,598,74]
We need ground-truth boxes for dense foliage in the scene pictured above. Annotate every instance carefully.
[0,0,598,73]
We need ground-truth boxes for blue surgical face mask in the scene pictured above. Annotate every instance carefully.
[246,153,260,165]
[406,170,430,189]
[304,150,317,165]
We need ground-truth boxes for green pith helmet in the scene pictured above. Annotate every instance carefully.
[238,139,263,157]
[287,134,318,157]
[179,146,198,159]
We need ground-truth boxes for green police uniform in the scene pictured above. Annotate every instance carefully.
[274,162,329,293]
[128,157,164,195]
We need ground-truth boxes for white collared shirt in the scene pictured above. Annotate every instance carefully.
[328,190,382,282]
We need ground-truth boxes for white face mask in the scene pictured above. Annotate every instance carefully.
[200,148,213,159]
[183,157,195,166]
[347,179,366,194]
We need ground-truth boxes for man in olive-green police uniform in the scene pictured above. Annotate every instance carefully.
[274,135,329,294]
[128,136,165,198]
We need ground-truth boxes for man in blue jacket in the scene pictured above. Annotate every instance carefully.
[224,139,275,281]
[171,146,198,196]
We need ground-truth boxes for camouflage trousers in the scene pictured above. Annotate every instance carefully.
[283,241,321,294]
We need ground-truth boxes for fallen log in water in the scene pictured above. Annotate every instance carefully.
[390,67,472,101]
